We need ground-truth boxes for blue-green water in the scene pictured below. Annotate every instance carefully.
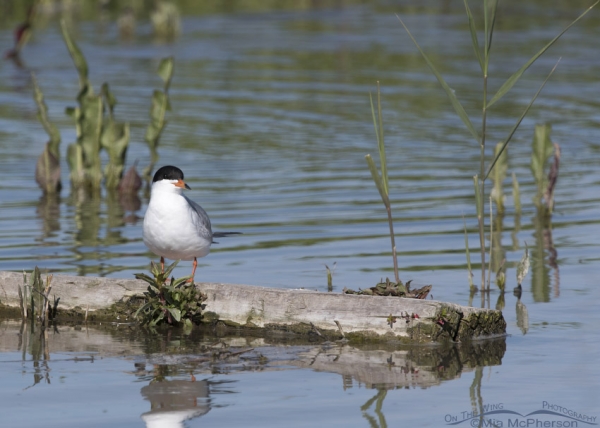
[1,1,599,426]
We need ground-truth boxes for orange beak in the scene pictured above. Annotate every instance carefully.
[175,179,191,190]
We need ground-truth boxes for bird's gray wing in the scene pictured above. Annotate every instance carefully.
[184,195,213,238]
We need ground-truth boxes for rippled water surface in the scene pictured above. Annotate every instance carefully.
[1,1,599,426]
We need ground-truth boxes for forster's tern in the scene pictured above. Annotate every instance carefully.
[142,165,239,281]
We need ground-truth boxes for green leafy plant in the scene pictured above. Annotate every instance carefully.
[397,0,597,291]
[134,261,206,327]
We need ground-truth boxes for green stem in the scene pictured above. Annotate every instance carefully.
[386,205,400,284]
[478,73,488,292]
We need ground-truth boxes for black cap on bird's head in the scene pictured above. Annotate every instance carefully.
[152,165,191,190]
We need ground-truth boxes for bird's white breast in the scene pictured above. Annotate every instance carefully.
[142,188,212,261]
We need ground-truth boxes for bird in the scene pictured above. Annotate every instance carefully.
[142,165,239,282]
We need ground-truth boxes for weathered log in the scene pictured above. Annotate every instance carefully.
[0,271,505,343]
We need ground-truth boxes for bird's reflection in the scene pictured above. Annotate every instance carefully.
[140,376,211,428]
[134,362,212,428]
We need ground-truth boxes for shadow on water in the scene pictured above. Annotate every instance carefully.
[1,319,506,427]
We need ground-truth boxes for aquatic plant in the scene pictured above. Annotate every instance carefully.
[143,57,174,183]
[18,267,59,327]
[397,0,597,292]
[490,142,508,216]
[61,20,132,192]
[530,124,560,215]
[134,261,206,327]
[325,262,336,292]
[3,4,34,63]
[151,1,182,38]
[33,21,174,195]
[365,82,401,285]
[32,73,62,194]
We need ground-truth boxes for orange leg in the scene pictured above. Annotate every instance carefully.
[187,257,197,283]
[160,256,165,273]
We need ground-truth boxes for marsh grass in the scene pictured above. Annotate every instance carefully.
[365,82,400,285]
[18,267,58,327]
[396,0,597,293]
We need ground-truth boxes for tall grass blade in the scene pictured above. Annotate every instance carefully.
[484,59,560,180]
[397,15,480,144]
[376,83,388,195]
[370,84,388,195]
[463,0,483,72]
[488,1,598,108]
[486,0,499,57]
[365,155,390,205]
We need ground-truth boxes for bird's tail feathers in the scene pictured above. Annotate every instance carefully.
[212,231,241,244]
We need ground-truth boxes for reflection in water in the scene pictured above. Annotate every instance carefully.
[361,389,387,428]
[469,366,484,427]
[516,297,529,335]
[1,321,507,426]
[289,339,506,389]
[36,193,61,239]
[140,376,211,428]
[34,186,143,276]
[17,320,52,390]
[531,207,560,302]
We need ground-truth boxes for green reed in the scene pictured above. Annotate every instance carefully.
[365,82,400,285]
[397,0,597,291]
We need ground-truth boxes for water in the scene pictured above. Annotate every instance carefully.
[1,1,600,426]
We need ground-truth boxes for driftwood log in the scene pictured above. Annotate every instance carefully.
[0,271,505,343]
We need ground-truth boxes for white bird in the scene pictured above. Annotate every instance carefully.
[142,165,238,281]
